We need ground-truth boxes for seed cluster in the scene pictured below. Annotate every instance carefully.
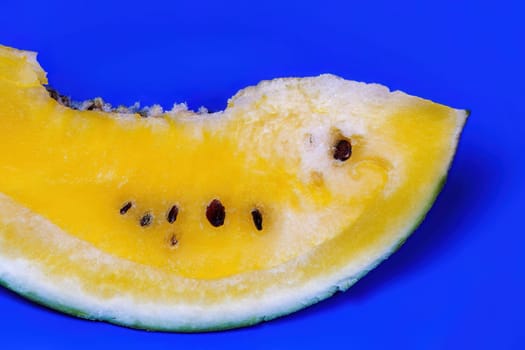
[46,86,167,117]
[119,199,264,240]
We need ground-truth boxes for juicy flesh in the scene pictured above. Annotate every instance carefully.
[0,46,462,283]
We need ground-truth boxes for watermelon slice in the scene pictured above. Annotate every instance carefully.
[0,44,468,331]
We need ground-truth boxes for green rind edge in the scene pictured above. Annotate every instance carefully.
[0,110,469,333]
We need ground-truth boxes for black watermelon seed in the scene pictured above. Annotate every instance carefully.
[119,201,132,215]
[85,98,104,111]
[86,100,98,110]
[251,209,263,231]
[140,213,153,227]
[167,205,179,224]
[206,199,225,227]
[45,86,59,100]
[333,139,352,161]
[169,234,178,247]
[45,85,72,107]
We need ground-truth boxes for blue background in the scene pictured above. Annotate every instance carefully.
[1,1,523,348]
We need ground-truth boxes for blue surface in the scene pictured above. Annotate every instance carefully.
[1,1,523,348]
